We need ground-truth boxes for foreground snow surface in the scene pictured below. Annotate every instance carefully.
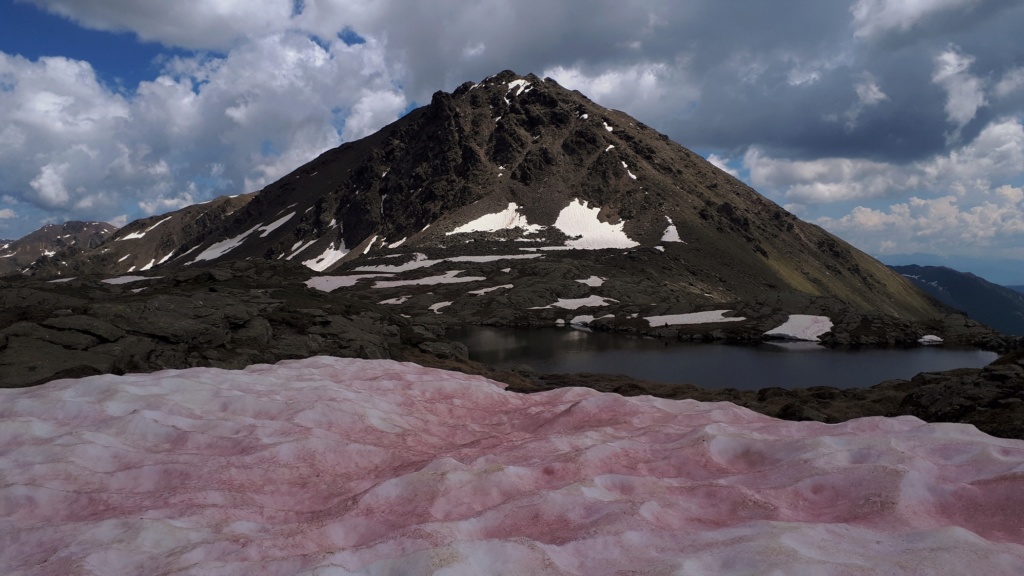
[3,358,1024,576]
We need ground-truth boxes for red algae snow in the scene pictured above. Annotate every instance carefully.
[2,357,1023,575]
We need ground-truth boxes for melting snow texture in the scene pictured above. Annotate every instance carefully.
[553,199,638,250]
[765,314,834,342]
[2,357,1023,575]
[645,310,747,327]
[447,203,543,235]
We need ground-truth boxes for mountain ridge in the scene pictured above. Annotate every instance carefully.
[892,264,1024,336]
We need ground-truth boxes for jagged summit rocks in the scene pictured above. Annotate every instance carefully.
[19,70,962,343]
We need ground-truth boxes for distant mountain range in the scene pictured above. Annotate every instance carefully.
[891,265,1024,336]
[0,221,116,276]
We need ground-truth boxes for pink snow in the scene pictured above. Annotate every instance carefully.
[3,358,1024,575]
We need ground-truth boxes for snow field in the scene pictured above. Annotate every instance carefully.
[446,202,543,235]
[645,310,747,327]
[765,315,834,341]
[302,241,349,272]
[3,357,1024,575]
[553,199,639,250]
[530,296,618,310]
[101,275,163,285]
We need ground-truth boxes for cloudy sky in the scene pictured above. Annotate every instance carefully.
[1,0,1022,280]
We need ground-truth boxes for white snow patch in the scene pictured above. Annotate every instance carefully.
[46,277,76,283]
[468,284,513,295]
[570,314,595,326]
[576,276,605,287]
[507,79,531,97]
[257,212,295,238]
[188,224,260,264]
[117,254,131,262]
[580,113,589,119]
[302,242,350,272]
[662,216,682,242]
[363,235,378,255]
[501,268,512,273]
[429,301,452,314]
[765,315,834,342]
[605,145,615,152]
[139,259,156,271]
[531,296,617,310]
[374,270,485,289]
[603,121,613,132]
[654,246,665,252]
[555,318,566,326]
[919,335,944,345]
[553,199,639,249]
[102,275,162,285]
[157,252,174,266]
[116,215,172,242]
[627,170,637,180]
[388,238,407,249]
[447,203,543,235]
[305,274,391,293]
[379,296,410,305]
[356,253,540,274]
[645,310,747,327]
[287,239,318,260]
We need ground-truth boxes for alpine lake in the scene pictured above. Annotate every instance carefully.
[449,325,998,391]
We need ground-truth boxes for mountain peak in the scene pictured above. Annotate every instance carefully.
[22,70,951,330]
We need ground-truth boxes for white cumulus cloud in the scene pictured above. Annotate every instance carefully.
[932,46,987,140]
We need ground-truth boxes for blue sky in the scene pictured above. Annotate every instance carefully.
[1,0,1023,282]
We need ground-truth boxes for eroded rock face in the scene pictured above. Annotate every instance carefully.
[2,356,1023,575]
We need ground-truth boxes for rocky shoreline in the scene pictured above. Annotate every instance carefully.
[2,261,1022,440]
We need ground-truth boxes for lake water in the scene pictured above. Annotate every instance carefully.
[450,326,999,390]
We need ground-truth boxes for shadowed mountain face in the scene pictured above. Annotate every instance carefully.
[25,71,945,327]
[0,221,117,275]
[892,265,1024,336]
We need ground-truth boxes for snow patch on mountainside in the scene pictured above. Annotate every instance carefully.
[531,296,618,310]
[305,274,391,292]
[188,224,260,264]
[765,315,834,341]
[553,199,639,250]
[447,202,543,235]
[302,241,349,272]
[645,310,747,326]
[373,270,485,289]
[662,216,683,242]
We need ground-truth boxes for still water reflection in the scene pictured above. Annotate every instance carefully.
[450,326,999,390]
